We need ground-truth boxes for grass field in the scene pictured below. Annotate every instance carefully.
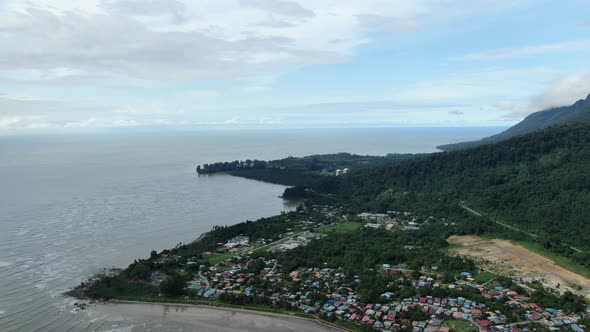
[474,271,497,284]
[205,253,234,265]
[442,319,477,332]
[318,221,362,234]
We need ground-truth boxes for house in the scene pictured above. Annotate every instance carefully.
[224,235,250,249]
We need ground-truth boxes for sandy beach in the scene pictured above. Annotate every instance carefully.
[93,301,345,332]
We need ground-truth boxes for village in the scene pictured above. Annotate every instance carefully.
[148,206,590,332]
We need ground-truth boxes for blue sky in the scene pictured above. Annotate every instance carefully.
[1,0,589,131]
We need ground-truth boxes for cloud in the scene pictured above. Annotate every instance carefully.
[224,116,241,124]
[356,14,421,32]
[506,72,590,118]
[0,0,544,131]
[240,75,277,93]
[493,100,516,111]
[239,0,314,18]
[0,0,530,83]
[0,92,41,101]
[281,100,463,115]
[457,40,590,61]
[391,67,555,104]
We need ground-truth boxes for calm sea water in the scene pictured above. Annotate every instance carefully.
[0,127,502,331]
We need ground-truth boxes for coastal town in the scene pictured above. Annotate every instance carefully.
[117,206,590,332]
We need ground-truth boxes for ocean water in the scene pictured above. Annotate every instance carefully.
[0,127,502,331]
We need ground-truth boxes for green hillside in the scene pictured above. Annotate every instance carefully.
[302,122,590,266]
[438,93,590,151]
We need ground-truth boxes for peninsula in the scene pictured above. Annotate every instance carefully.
[73,121,590,332]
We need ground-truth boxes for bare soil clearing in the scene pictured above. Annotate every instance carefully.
[447,235,590,299]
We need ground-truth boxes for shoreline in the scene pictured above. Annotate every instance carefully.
[92,300,349,332]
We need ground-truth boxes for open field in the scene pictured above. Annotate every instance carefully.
[318,221,362,234]
[447,235,590,299]
[442,319,477,332]
[205,253,234,265]
[473,271,497,284]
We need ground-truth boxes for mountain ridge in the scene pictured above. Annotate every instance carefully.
[301,121,590,267]
[437,93,590,151]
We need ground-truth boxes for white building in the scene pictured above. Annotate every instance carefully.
[224,235,250,249]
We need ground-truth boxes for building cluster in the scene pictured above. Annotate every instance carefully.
[190,253,589,332]
[157,206,588,332]
[335,168,349,176]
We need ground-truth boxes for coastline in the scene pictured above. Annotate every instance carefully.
[91,300,348,332]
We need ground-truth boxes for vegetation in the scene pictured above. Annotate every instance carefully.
[473,271,497,284]
[295,122,590,269]
[516,241,590,279]
[273,224,477,303]
[317,221,362,234]
[527,281,587,312]
[79,119,590,327]
[442,319,478,332]
[196,153,423,186]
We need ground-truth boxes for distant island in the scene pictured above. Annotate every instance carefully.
[73,118,590,331]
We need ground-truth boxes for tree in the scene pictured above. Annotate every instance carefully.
[160,273,186,297]
[129,262,151,281]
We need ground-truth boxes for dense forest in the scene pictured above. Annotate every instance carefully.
[196,153,421,186]
[286,122,590,268]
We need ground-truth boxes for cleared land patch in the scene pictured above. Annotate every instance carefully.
[318,221,362,234]
[447,235,590,300]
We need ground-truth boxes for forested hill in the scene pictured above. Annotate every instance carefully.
[196,152,421,187]
[304,122,590,259]
[438,93,590,151]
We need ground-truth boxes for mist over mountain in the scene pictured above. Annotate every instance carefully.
[438,93,590,151]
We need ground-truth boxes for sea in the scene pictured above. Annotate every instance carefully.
[0,127,502,331]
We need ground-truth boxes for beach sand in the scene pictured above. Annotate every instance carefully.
[94,302,344,332]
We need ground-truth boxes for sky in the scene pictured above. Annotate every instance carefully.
[1,0,590,132]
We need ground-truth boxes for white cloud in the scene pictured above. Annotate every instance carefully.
[356,14,421,32]
[391,67,555,104]
[0,0,529,82]
[0,0,548,130]
[512,72,590,117]
[457,40,590,61]
[0,92,41,101]
[493,100,517,111]
[239,0,314,18]
[240,75,277,93]
[224,116,241,124]
[0,114,54,129]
